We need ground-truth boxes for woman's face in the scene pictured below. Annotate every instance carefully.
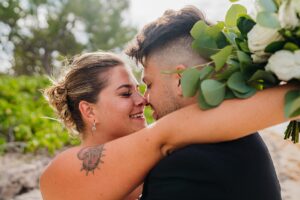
[93,65,147,139]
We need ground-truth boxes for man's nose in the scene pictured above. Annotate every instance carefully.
[143,90,150,105]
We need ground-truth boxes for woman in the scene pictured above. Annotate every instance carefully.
[40,51,297,200]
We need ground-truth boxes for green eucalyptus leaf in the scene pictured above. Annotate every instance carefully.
[198,89,216,110]
[248,62,265,71]
[216,21,226,29]
[229,0,240,2]
[256,11,281,29]
[199,66,214,81]
[206,22,229,49]
[211,46,233,72]
[236,38,250,52]
[225,4,247,27]
[224,89,236,99]
[207,22,224,37]
[226,56,240,67]
[248,70,277,84]
[207,23,229,48]
[191,20,208,39]
[237,50,252,64]
[181,68,201,97]
[239,62,265,81]
[265,41,286,53]
[240,63,255,79]
[216,32,230,48]
[239,42,250,53]
[192,34,219,59]
[201,79,226,106]
[232,87,256,98]
[224,32,238,47]
[283,42,300,51]
[191,21,229,59]
[237,16,256,37]
[216,61,240,81]
[227,72,253,93]
[289,98,300,117]
[257,0,278,12]
[285,90,300,118]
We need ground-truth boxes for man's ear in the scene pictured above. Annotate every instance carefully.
[174,64,187,96]
[79,101,96,125]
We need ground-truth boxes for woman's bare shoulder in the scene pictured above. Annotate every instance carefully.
[42,147,81,176]
[40,147,83,196]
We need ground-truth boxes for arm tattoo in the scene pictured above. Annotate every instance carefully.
[77,145,105,176]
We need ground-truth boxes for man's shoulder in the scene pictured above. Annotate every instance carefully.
[142,132,280,200]
[151,132,266,170]
[170,132,262,155]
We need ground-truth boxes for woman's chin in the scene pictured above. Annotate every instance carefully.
[131,123,147,133]
[121,120,147,136]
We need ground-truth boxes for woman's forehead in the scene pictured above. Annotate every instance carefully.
[107,66,138,87]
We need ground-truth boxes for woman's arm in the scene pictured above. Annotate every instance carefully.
[159,84,299,154]
[40,84,298,200]
[123,185,143,200]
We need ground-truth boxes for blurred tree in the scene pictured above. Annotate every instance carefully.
[0,0,137,75]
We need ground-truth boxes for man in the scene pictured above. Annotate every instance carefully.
[125,6,281,200]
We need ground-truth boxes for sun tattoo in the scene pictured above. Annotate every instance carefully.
[77,145,105,176]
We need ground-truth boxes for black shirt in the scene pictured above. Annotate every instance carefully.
[141,133,281,200]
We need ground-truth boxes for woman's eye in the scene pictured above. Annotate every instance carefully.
[121,92,132,97]
[147,84,152,89]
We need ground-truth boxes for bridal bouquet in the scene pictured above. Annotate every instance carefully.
[183,0,300,142]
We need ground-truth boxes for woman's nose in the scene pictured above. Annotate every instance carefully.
[135,93,147,106]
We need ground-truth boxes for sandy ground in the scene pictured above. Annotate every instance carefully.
[260,127,300,200]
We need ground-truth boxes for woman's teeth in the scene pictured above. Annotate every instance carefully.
[130,113,143,118]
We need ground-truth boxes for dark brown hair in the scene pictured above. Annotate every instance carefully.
[44,52,124,134]
[125,6,209,65]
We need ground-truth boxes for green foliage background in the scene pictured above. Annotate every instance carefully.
[0,75,79,154]
[0,0,137,75]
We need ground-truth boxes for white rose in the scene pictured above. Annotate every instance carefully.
[278,0,300,28]
[265,50,300,81]
[247,24,283,63]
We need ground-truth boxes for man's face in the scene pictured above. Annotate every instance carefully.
[142,57,182,120]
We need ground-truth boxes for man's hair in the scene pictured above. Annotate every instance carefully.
[125,5,210,66]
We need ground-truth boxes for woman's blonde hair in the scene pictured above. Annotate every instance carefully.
[44,52,124,134]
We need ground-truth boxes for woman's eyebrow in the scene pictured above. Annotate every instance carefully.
[116,84,133,90]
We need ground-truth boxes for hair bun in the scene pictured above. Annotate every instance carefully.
[44,83,75,132]
[53,85,68,103]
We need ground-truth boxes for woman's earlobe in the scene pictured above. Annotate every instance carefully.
[92,119,97,133]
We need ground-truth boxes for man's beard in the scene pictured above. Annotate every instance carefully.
[155,99,182,119]
[153,85,183,120]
